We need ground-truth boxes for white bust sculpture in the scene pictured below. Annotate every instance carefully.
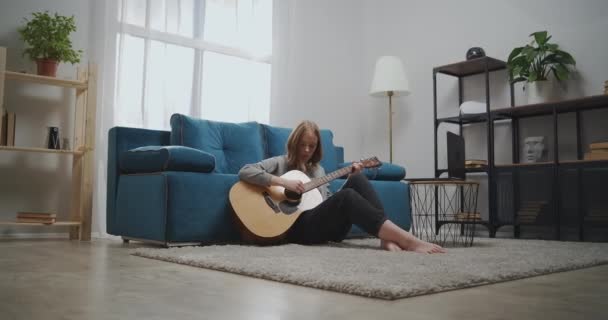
[523,136,546,163]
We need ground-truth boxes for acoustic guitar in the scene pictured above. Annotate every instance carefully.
[229,157,381,244]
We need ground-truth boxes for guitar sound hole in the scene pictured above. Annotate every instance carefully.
[279,201,299,214]
[284,189,302,201]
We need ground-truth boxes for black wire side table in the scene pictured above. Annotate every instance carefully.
[407,180,480,247]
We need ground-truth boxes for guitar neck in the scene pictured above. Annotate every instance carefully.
[303,166,352,192]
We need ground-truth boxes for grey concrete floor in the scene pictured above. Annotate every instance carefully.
[1,238,607,320]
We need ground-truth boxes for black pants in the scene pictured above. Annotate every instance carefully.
[286,173,388,244]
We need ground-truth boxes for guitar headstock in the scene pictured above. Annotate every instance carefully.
[360,156,382,169]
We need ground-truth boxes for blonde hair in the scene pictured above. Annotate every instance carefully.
[286,120,323,172]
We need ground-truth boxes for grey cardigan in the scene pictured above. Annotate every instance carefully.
[238,155,332,200]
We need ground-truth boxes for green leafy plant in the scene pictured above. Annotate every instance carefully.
[507,31,575,84]
[18,11,82,64]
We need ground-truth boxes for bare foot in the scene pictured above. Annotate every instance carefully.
[405,239,446,254]
[381,240,402,252]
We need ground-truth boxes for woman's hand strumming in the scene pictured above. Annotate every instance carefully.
[282,179,305,194]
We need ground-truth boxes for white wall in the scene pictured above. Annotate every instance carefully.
[271,0,369,159]
[0,0,93,237]
[274,0,608,221]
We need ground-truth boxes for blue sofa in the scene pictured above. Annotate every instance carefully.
[107,114,411,246]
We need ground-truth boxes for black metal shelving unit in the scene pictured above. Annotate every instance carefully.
[491,95,608,241]
[432,57,513,237]
[433,56,608,241]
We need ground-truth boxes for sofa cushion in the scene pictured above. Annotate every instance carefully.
[262,124,338,173]
[170,114,265,174]
[120,146,215,174]
[337,161,406,181]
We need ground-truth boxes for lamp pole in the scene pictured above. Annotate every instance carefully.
[388,90,394,163]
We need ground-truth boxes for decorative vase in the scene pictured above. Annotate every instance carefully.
[466,47,486,60]
[525,80,564,105]
[36,59,59,77]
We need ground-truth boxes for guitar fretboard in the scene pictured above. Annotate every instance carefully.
[303,166,353,192]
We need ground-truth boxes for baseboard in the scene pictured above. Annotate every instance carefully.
[0,232,71,239]
[0,231,104,240]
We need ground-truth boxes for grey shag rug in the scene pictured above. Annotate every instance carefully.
[132,238,608,300]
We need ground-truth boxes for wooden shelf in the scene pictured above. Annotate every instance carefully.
[438,114,512,125]
[559,159,608,164]
[495,162,554,168]
[496,160,608,169]
[492,94,608,119]
[437,167,488,175]
[433,57,507,77]
[437,114,488,125]
[1,46,96,241]
[0,145,84,155]
[4,71,87,89]
[0,221,81,226]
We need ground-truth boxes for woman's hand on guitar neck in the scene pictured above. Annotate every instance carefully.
[271,176,305,194]
[350,161,364,176]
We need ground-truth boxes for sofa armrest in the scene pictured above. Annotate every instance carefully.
[107,127,171,235]
[120,145,216,174]
[337,161,406,181]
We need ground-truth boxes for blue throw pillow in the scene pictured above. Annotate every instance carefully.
[120,146,215,174]
[262,124,338,173]
[170,114,265,174]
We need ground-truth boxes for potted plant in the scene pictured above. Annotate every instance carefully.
[18,11,83,77]
[507,31,576,104]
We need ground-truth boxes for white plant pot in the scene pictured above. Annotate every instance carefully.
[525,81,565,105]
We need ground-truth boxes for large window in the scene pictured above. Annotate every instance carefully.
[114,0,272,129]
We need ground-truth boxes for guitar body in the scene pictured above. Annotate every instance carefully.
[229,170,324,244]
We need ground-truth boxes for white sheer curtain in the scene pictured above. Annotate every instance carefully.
[114,0,273,130]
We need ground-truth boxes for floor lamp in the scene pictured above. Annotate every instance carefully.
[369,56,410,163]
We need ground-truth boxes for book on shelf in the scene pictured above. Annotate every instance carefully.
[454,211,481,221]
[465,159,487,165]
[17,212,57,219]
[16,212,56,224]
[518,210,541,217]
[17,217,56,224]
[589,141,608,150]
[584,152,608,161]
[6,111,15,146]
[0,47,4,146]
[0,108,6,146]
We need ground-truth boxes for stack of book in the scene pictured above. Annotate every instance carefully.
[604,80,608,95]
[516,201,546,224]
[584,142,608,161]
[454,211,481,221]
[465,159,487,169]
[16,212,56,224]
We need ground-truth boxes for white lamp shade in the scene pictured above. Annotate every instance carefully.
[369,56,410,97]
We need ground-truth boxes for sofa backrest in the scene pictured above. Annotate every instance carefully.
[168,114,340,174]
[262,124,339,173]
[170,114,265,174]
